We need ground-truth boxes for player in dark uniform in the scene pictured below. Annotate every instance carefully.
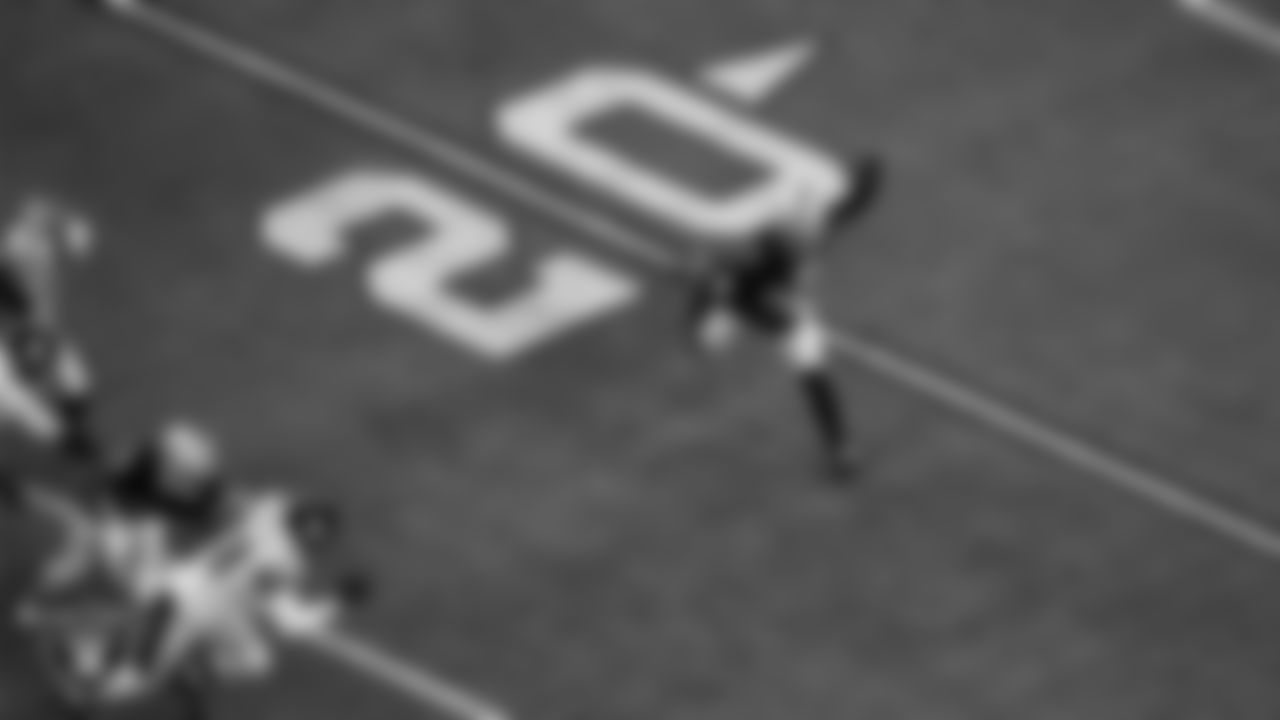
[101,420,233,545]
[689,154,884,481]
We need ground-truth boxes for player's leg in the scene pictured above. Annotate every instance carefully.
[113,555,238,697]
[778,307,859,480]
[201,608,277,684]
[21,490,103,597]
[0,199,100,460]
[0,340,63,447]
[45,338,99,461]
[15,559,158,716]
[83,599,179,706]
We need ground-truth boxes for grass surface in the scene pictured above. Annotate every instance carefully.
[2,0,1279,718]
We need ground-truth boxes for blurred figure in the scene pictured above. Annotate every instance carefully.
[689,155,884,481]
[0,196,98,464]
[19,419,228,625]
[18,420,368,710]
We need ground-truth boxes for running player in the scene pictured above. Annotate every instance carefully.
[689,154,884,481]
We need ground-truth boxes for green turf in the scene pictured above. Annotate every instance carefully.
[2,0,1279,718]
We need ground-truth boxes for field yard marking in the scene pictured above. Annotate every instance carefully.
[264,168,640,361]
[1179,0,1280,55]
[497,64,847,241]
[305,627,512,720]
[105,1,1280,563]
[701,39,816,104]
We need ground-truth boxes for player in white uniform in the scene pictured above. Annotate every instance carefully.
[14,421,224,706]
[19,422,222,611]
[0,196,98,476]
[20,422,362,708]
[109,453,360,703]
[92,492,359,704]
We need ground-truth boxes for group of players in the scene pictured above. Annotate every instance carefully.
[0,132,882,715]
[0,198,368,715]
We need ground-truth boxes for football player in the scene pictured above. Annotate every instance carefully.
[100,424,360,686]
[99,490,362,701]
[21,422,364,706]
[17,420,226,628]
[0,196,98,463]
[15,421,231,701]
[689,155,884,481]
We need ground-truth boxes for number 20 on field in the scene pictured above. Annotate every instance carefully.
[262,63,847,363]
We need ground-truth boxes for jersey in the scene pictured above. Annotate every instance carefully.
[140,491,317,681]
[0,198,66,333]
[106,449,228,543]
[0,240,58,436]
[205,491,308,593]
[703,231,806,333]
[19,488,180,705]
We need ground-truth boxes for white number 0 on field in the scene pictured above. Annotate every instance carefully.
[262,170,638,361]
[499,65,848,241]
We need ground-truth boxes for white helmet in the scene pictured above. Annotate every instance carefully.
[156,419,219,482]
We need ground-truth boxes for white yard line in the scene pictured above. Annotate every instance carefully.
[105,0,1280,576]
[305,627,513,720]
[834,333,1280,558]
[1179,0,1280,55]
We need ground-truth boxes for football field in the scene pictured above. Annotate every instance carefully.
[3,0,1280,718]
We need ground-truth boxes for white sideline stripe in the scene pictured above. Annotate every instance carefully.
[108,3,1280,563]
[306,627,512,720]
[110,0,671,269]
[834,334,1280,559]
[1179,0,1280,55]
